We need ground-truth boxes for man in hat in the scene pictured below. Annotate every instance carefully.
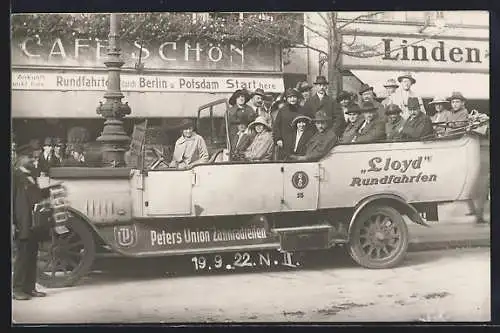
[247,88,272,124]
[385,104,405,141]
[38,137,55,174]
[336,91,356,122]
[244,116,274,162]
[302,75,346,135]
[358,83,386,122]
[273,88,308,160]
[12,144,51,300]
[63,144,86,166]
[391,73,426,119]
[428,96,452,136]
[286,115,314,158]
[230,115,255,161]
[169,119,209,169]
[352,101,386,143]
[289,110,338,162]
[400,97,434,140]
[381,78,399,107]
[228,89,256,140]
[296,81,314,107]
[52,138,65,167]
[340,104,364,143]
[447,92,470,128]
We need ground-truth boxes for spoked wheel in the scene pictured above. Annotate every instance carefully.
[37,216,96,288]
[348,205,409,269]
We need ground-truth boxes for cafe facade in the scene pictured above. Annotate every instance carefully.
[11,13,286,145]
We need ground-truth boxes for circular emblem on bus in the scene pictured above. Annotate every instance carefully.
[292,171,309,189]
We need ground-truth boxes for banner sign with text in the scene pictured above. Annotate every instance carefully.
[12,37,282,72]
[342,35,489,73]
[11,70,285,93]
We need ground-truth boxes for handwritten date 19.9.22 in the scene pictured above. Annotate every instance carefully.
[191,251,299,271]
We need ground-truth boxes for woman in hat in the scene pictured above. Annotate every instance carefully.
[385,104,405,141]
[352,101,386,143]
[340,104,364,143]
[428,96,452,136]
[272,88,308,159]
[381,78,399,107]
[285,115,314,158]
[244,116,274,162]
[169,119,209,169]
[227,89,256,140]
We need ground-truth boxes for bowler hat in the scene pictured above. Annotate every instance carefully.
[428,96,450,106]
[383,78,399,88]
[448,91,467,102]
[336,90,352,103]
[229,89,251,106]
[291,115,312,128]
[313,76,329,85]
[312,110,332,122]
[397,72,416,84]
[345,104,362,115]
[43,137,53,146]
[248,116,272,131]
[285,88,301,99]
[296,81,313,92]
[407,97,421,110]
[385,104,403,115]
[358,84,374,95]
[250,88,266,98]
[360,101,378,112]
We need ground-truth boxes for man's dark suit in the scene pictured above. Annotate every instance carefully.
[302,93,346,134]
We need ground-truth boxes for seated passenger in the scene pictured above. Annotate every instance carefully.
[243,116,274,162]
[169,119,209,169]
[63,144,86,166]
[429,96,452,137]
[385,104,405,141]
[231,116,254,161]
[286,115,314,158]
[352,101,386,143]
[289,110,338,162]
[400,97,434,140]
[340,104,363,143]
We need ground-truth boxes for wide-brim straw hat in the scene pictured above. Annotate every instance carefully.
[428,96,450,105]
[291,115,312,128]
[248,116,272,131]
[397,72,416,84]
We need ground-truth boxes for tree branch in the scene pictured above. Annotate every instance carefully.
[292,18,328,40]
[317,12,331,29]
[337,11,385,31]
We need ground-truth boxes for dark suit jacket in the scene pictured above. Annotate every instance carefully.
[303,127,338,161]
[302,94,346,134]
[13,168,46,239]
[353,120,386,143]
[285,129,315,156]
[340,119,363,143]
[401,112,434,140]
[231,132,254,160]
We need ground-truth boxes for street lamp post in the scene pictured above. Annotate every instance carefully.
[96,13,131,167]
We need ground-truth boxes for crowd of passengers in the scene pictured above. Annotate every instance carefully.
[166,73,475,168]
[16,73,476,171]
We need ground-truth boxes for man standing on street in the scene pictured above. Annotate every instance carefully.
[12,144,51,300]
[302,76,346,135]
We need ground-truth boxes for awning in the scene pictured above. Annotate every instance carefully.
[349,70,489,100]
[12,90,230,118]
